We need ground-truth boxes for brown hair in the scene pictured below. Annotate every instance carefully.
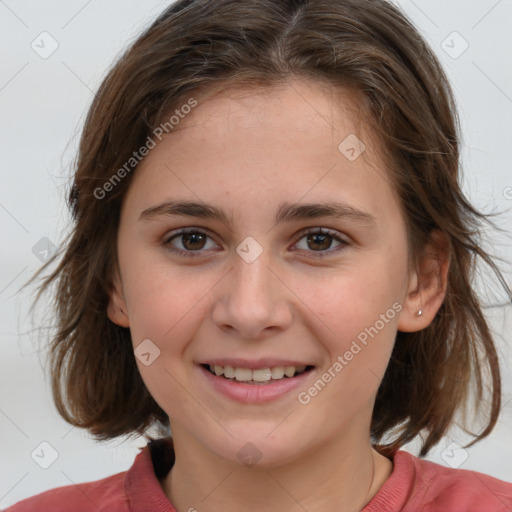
[30,0,511,457]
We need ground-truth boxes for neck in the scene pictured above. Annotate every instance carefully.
[161,428,392,512]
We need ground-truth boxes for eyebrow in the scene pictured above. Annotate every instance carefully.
[139,200,377,228]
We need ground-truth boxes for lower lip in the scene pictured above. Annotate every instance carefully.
[198,365,314,403]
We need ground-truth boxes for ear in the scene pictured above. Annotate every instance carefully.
[107,268,130,328]
[397,230,451,332]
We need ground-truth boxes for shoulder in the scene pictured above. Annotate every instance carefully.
[3,471,128,512]
[389,450,512,511]
[3,439,176,512]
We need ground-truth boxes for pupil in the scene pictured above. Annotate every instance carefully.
[183,233,205,250]
[308,233,331,251]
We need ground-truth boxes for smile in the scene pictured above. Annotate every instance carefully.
[203,364,312,384]
[198,362,315,403]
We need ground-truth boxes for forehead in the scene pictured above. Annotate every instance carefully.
[123,78,399,226]
[176,78,369,148]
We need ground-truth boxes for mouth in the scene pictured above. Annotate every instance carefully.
[201,363,315,385]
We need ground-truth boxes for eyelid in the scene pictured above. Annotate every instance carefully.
[163,226,217,244]
[296,226,349,244]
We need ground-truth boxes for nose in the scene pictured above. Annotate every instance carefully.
[211,247,293,340]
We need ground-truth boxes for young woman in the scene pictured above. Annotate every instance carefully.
[7,0,512,510]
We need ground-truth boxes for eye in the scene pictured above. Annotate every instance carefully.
[163,226,350,259]
[293,227,349,258]
[164,228,219,257]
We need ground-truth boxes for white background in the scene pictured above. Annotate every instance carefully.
[1,0,511,507]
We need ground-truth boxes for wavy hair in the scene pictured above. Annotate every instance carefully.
[30,0,511,456]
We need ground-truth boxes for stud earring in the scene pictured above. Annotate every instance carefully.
[416,309,423,317]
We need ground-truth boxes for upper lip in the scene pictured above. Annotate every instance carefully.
[198,358,314,369]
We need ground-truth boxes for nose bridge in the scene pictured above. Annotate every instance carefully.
[234,245,272,295]
[212,242,291,337]
[230,244,275,311]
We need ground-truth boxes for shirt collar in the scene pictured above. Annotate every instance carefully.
[125,437,177,512]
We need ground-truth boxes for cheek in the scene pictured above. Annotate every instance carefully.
[121,261,216,413]
[289,250,404,399]
[298,280,400,415]
[296,253,404,337]
[119,242,215,352]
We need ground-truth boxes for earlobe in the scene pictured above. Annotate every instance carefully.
[107,271,130,328]
[397,230,450,333]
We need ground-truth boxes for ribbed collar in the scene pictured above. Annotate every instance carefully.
[125,438,177,512]
[126,437,418,512]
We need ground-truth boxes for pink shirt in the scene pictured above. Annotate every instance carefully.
[5,438,512,511]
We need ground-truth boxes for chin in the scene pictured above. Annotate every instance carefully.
[202,426,308,469]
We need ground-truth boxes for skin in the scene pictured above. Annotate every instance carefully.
[108,77,449,512]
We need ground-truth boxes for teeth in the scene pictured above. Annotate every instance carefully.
[271,367,285,379]
[234,368,252,381]
[206,364,309,382]
[252,368,272,382]
[284,366,296,377]
[224,365,235,378]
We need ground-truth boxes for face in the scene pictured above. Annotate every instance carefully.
[109,78,419,467]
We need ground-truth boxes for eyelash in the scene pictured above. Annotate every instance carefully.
[163,227,350,259]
